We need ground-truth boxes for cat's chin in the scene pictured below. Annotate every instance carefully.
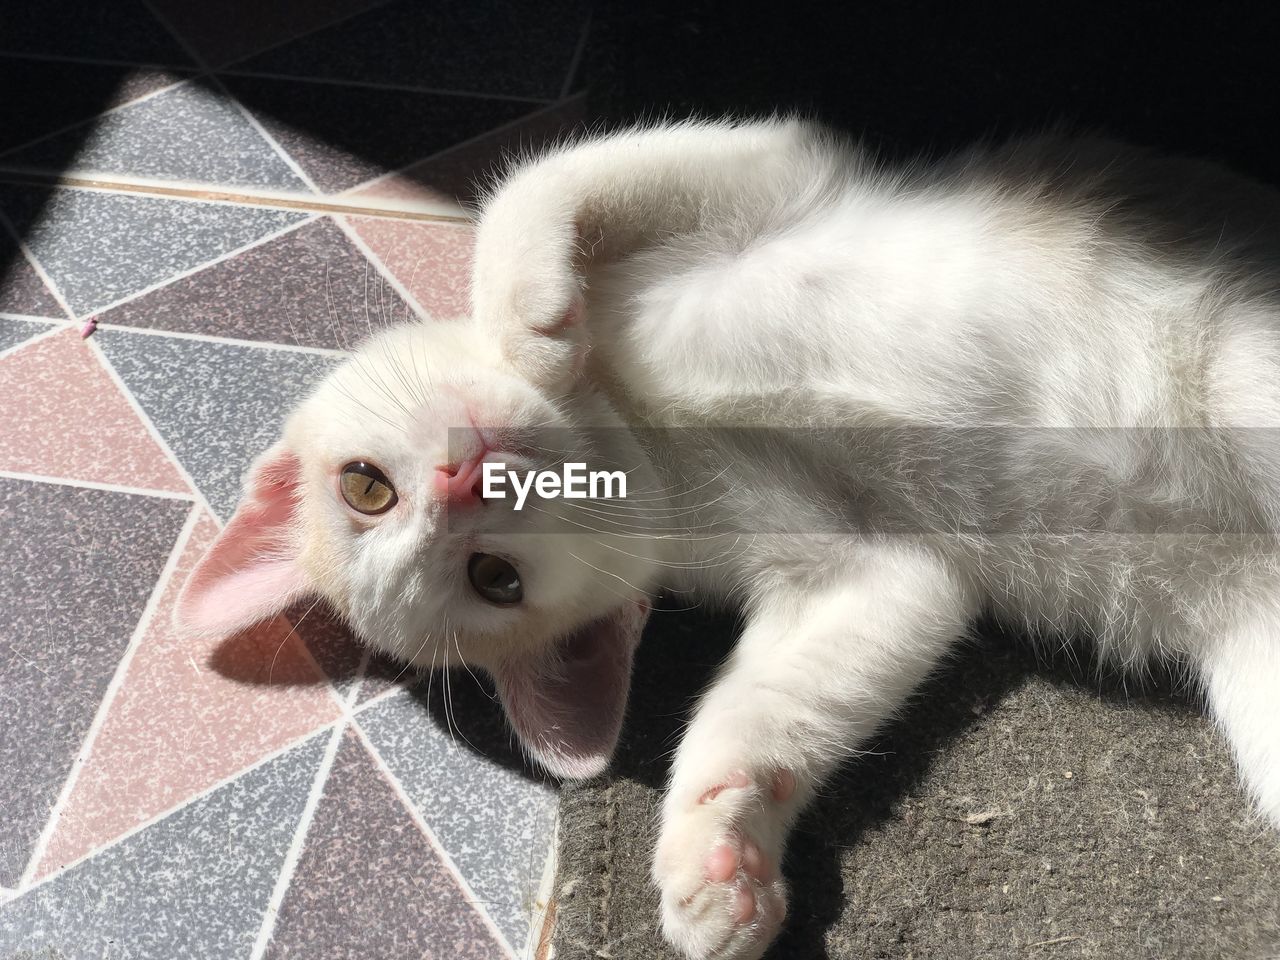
[492,599,650,780]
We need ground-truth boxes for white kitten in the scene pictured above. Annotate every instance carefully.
[178,119,1280,960]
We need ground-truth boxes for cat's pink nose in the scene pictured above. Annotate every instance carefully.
[434,454,487,505]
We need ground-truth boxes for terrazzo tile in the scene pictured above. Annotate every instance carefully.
[282,599,368,695]
[3,81,310,191]
[0,732,328,958]
[96,217,416,347]
[233,0,588,100]
[0,479,190,886]
[0,329,189,492]
[264,729,508,959]
[0,58,191,155]
[36,509,343,879]
[355,649,419,704]
[343,218,474,319]
[0,185,308,316]
[0,317,54,355]
[94,329,339,520]
[149,0,392,68]
[350,96,587,208]
[357,683,558,948]
[223,75,534,193]
[0,239,64,319]
[0,1,193,65]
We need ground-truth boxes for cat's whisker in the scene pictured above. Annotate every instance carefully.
[268,596,323,685]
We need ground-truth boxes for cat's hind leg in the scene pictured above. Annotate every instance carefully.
[1203,598,1280,826]
[653,541,977,960]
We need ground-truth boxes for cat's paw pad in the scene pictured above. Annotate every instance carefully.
[654,769,793,960]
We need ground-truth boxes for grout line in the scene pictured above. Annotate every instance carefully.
[0,74,201,162]
[138,0,212,71]
[340,93,586,199]
[216,66,556,104]
[0,212,76,320]
[247,721,347,960]
[559,15,592,101]
[137,0,327,210]
[0,312,72,326]
[0,470,196,501]
[209,74,323,195]
[208,0,398,71]
[93,322,348,359]
[0,51,196,71]
[0,323,69,363]
[330,215,437,321]
[16,502,202,889]
[79,214,318,321]
[0,170,471,222]
[15,721,342,896]
[349,720,520,959]
[349,682,407,716]
[84,336,221,522]
[345,647,373,708]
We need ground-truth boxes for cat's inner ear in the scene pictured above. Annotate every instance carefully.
[493,600,649,780]
[174,446,312,637]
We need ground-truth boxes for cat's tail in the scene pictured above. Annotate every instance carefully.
[1203,603,1280,827]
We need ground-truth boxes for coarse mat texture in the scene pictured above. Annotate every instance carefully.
[551,613,1280,960]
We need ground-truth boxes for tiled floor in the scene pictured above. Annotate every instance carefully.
[0,2,588,956]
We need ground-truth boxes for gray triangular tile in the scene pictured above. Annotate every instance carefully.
[0,317,54,354]
[1,81,310,192]
[0,732,328,958]
[94,330,340,521]
[0,186,308,316]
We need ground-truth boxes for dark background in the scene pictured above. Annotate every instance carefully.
[586,0,1280,184]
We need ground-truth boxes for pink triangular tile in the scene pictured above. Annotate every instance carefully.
[0,329,187,491]
[36,510,343,877]
[343,218,474,320]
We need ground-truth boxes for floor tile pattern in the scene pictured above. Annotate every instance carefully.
[0,58,191,156]
[96,217,414,348]
[1,734,327,959]
[0,329,188,491]
[1,186,308,316]
[4,81,311,191]
[94,329,341,520]
[225,76,536,193]
[265,730,509,959]
[360,684,558,948]
[0,241,64,319]
[0,3,587,955]
[234,0,588,100]
[0,317,53,354]
[0,478,190,886]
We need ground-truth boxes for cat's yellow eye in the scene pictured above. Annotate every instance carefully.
[340,461,398,515]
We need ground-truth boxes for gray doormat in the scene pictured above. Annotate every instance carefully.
[551,612,1280,960]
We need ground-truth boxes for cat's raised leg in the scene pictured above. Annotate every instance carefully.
[470,119,833,387]
[654,543,976,960]
[1203,599,1280,826]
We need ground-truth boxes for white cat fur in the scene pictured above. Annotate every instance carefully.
[179,119,1280,960]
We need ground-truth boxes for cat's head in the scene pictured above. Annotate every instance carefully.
[174,319,660,779]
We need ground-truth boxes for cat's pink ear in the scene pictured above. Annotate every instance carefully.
[174,447,313,637]
[493,601,649,780]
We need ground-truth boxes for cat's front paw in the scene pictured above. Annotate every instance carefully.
[653,769,795,960]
